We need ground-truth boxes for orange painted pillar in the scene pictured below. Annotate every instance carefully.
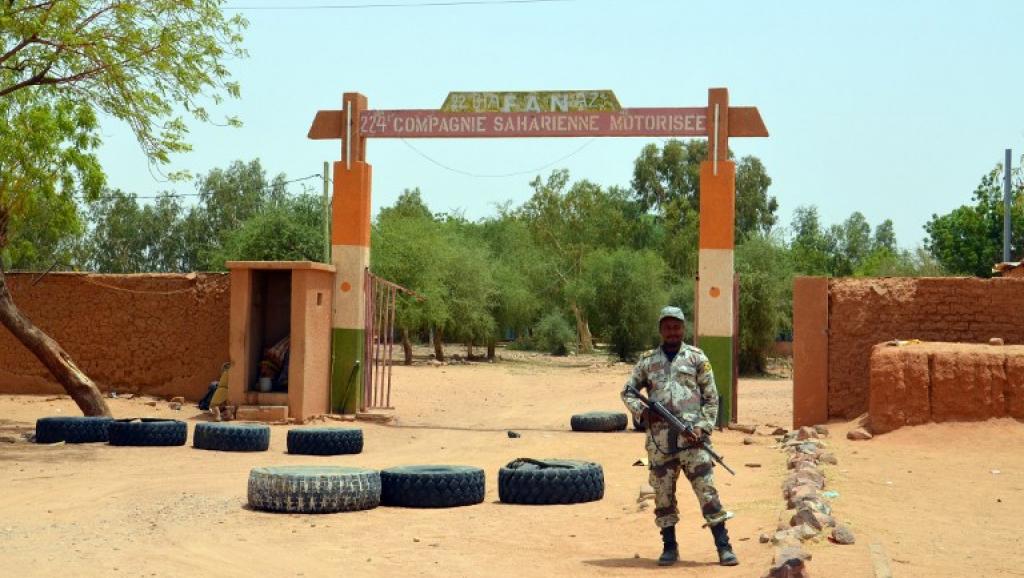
[697,88,736,426]
[330,93,371,414]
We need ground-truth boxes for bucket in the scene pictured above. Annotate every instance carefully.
[258,377,273,392]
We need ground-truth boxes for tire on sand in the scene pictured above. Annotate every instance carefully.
[194,422,270,452]
[248,466,381,514]
[498,458,604,505]
[108,418,187,446]
[35,416,113,444]
[380,465,485,508]
[286,428,363,456]
[570,411,628,432]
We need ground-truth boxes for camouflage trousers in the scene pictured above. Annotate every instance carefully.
[646,428,729,529]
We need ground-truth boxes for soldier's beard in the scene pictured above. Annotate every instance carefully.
[662,338,682,352]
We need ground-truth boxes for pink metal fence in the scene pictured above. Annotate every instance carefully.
[362,269,419,411]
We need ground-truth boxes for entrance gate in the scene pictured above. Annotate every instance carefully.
[362,270,418,411]
[309,89,768,422]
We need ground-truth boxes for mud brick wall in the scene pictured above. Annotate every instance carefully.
[827,277,1024,419]
[0,273,229,400]
[870,342,1024,433]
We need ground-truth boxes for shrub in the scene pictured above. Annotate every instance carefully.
[533,312,575,356]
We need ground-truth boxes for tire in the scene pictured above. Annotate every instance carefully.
[287,428,363,456]
[248,466,381,514]
[107,418,187,446]
[499,458,604,505]
[35,416,113,444]
[194,422,270,452]
[570,411,628,432]
[380,465,485,508]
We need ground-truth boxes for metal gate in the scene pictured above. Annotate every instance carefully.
[362,269,419,411]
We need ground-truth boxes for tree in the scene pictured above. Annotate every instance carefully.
[215,193,325,264]
[2,182,84,271]
[435,216,498,359]
[735,234,792,373]
[81,190,189,273]
[185,159,286,271]
[0,1,246,416]
[925,163,1024,277]
[789,205,830,275]
[477,212,544,357]
[370,193,449,364]
[578,248,668,361]
[630,139,778,271]
[517,170,634,352]
[827,212,873,276]
[873,219,897,253]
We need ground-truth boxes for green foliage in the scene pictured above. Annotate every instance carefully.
[72,159,299,273]
[1,1,247,163]
[372,194,500,347]
[186,159,287,270]
[826,212,874,276]
[0,91,103,261]
[532,312,575,356]
[216,194,325,263]
[516,170,640,350]
[630,139,778,278]
[3,185,84,270]
[577,248,667,361]
[925,163,1024,277]
[789,205,831,275]
[0,1,246,262]
[436,224,498,345]
[82,190,187,272]
[735,234,792,373]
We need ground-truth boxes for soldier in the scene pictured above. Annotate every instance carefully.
[621,306,738,567]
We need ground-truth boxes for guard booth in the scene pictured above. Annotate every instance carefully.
[226,261,334,421]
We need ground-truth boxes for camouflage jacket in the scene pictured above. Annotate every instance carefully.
[620,344,719,433]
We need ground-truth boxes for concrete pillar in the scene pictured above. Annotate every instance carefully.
[330,93,371,414]
[792,276,829,428]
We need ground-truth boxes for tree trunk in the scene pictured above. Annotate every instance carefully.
[401,328,413,366]
[466,341,474,359]
[433,327,445,362]
[570,300,594,353]
[486,339,496,361]
[0,266,111,416]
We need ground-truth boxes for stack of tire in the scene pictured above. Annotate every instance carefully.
[248,427,374,514]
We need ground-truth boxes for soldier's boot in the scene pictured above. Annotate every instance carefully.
[710,522,739,566]
[657,526,679,566]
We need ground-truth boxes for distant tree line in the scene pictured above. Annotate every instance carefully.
[6,147,1021,373]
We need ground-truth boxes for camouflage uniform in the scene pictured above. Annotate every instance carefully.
[621,344,731,529]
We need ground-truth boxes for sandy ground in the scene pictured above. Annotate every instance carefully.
[0,352,1021,577]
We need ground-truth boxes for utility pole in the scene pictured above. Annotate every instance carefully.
[323,161,331,264]
[1005,149,1013,263]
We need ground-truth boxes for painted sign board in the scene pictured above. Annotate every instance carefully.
[440,90,621,113]
[357,108,707,138]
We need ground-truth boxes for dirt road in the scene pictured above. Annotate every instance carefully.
[1,353,1020,577]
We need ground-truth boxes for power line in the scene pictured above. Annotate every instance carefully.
[400,138,596,178]
[224,0,573,10]
[77,174,323,201]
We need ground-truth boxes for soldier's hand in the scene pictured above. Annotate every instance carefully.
[690,427,704,441]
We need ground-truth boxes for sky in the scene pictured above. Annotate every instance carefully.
[95,0,1024,248]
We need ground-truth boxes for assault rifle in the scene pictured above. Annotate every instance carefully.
[625,384,736,476]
